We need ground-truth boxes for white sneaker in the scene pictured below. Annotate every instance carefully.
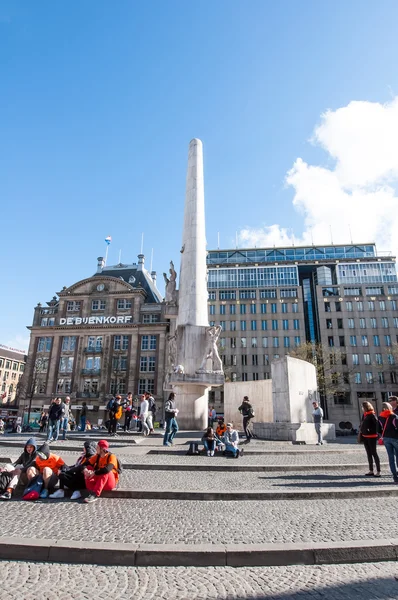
[70,490,81,500]
[49,489,64,499]
[207,451,210,456]
[210,451,214,457]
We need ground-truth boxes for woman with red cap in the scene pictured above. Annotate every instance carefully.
[83,440,120,503]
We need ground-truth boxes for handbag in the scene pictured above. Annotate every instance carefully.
[357,431,364,444]
[378,416,390,446]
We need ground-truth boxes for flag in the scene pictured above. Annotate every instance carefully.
[105,236,112,245]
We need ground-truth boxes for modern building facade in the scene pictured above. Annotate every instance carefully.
[206,243,398,427]
[19,254,168,423]
[0,344,26,413]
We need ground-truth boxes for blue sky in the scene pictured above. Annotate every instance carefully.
[2,0,398,350]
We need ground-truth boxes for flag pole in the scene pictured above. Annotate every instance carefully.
[105,244,109,266]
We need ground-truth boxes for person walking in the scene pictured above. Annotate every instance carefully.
[107,396,118,436]
[312,401,324,445]
[360,400,381,477]
[389,396,398,416]
[163,392,179,446]
[208,406,217,428]
[378,402,398,483]
[39,411,48,433]
[140,394,150,436]
[123,395,133,431]
[47,398,64,443]
[80,402,87,432]
[145,392,156,433]
[238,396,254,442]
[61,397,72,441]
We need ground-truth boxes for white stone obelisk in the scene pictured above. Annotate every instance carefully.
[169,138,224,430]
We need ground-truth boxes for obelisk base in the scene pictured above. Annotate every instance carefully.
[173,384,209,430]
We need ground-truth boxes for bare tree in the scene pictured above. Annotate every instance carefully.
[17,356,47,424]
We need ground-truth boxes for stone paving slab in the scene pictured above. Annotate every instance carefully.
[1,560,398,599]
[0,497,395,545]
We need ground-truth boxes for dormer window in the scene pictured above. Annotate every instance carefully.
[117,299,132,310]
[67,301,81,312]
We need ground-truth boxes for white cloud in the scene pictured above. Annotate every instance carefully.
[239,97,398,258]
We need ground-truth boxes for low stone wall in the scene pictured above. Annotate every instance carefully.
[253,422,336,443]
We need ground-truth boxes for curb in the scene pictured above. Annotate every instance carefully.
[99,486,398,500]
[147,448,363,456]
[0,536,396,567]
[121,462,389,472]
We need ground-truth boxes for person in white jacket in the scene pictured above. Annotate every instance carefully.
[140,395,150,436]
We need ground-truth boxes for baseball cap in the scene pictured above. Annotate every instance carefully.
[97,440,109,450]
[227,423,233,427]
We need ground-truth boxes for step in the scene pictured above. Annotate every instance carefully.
[0,536,396,567]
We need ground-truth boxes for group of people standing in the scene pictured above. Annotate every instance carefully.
[39,397,75,443]
[106,392,157,436]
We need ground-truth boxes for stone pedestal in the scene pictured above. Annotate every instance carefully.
[168,371,224,430]
[253,422,336,443]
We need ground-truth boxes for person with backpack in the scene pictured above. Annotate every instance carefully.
[378,402,398,483]
[24,442,65,499]
[216,419,227,439]
[238,396,254,442]
[47,397,64,443]
[83,440,120,503]
[0,437,38,500]
[123,394,133,431]
[49,441,97,500]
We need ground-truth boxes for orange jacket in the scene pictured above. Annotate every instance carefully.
[88,452,119,483]
[35,453,65,475]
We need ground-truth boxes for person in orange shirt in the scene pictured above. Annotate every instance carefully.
[83,440,119,503]
[26,443,65,499]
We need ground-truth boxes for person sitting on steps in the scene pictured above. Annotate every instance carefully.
[0,437,38,501]
[223,423,243,458]
[49,440,97,500]
[83,440,120,503]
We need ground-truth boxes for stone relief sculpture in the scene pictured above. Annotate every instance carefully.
[163,260,177,304]
[167,332,177,372]
[197,325,223,373]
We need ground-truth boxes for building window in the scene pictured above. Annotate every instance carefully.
[241,321,247,331]
[357,301,364,311]
[241,337,247,348]
[370,318,377,328]
[40,317,55,326]
[220,321,226,331]
[253,373,259,381]
[140,357,147,372]
[85,356,101,370]
[326,319,333,329]
[294,336,301,347]
[240,304,246,315]
[251,337,257,348]
[391,300,397,310]
[282,319,288,330]
[379,301,386,311]
[378,372,385,384]
[59,357,74,373]
[219,304,226,315]
[292,303,299,313]
[359,318,366,329]
[261,320,267,331]
[229,304,236,315]
[271,303,277,314]
[394,317,398,328]
[282,303,288,314]
[337,319,343,329]
[241,373,248,382]
[240,290,256,300]
[262,337,268,348]
[87,336,102,351]
[388,354,395,365]
[364,354,371,365]
[362,335,369,347]
[324,302,331,312]
[141,336,149,350]
[346,302,353,312]
[138,379,155,395]
[66,301,81,312]
[230,321,237,331]
[381,318,389,328]
[231,355,237,366]
[375,353,383,365]
[208,292,216,300]
[252,355,258,366]
[91,300,106,311]
[350,336,357,347]
[373,335,380,347]
[263,355,269,365]
[37,337,52,352]
[335,302,341,312]
[293,319,300,330]
[272,320,278,331]
[62,336,77,352]
[231,337,237,348]
[366,372,374,384]
[352,354,359,365]
[339,336,345,347]
[385,335,392,347]
[250,304,256,314]
[117,299,132,310]
[209,305,215,315]
[354,372,361,384]
[260,303,267,314]
[348,319,355,329]
[368,301,375,311]
[284,336,290,348]
[219,291,236,300]
[328,336,334,347]
[273,337,279,348]
[241,355,247,366]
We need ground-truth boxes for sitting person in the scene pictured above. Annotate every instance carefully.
[0,437,38,500]
[49,441,97,500]
[26,442,65,499]
[202,427,217,456]
[223,423,243,458]
[83,440,120,503]
[216,420,227,439]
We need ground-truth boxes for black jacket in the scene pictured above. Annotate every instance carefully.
[379,412,398,439]
[238,402,253,418]
[13,437,38,469]
[360,412,379,437]
[48,403,63,421]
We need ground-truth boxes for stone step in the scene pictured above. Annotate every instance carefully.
[0,535,396,567]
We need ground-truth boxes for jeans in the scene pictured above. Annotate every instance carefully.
[203,439,215,452]
[61,417,69,440]
[124,414,132,431]
[243,416,252,439]
[363,437,381,472]
[47,419,60,441]
[164,417,178,445]
[146,413,153,431]
[314,422,323,444]
[80,416,86,432]
[225,442,239,457]
[383,437,398,477]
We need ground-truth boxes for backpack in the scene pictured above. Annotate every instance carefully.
[107,398,116,412]
[22,474,44,501]
[95,452,123,474]
[187,442,199,456]
[0,471,12,494]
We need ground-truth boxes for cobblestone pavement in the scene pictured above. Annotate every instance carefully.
[0,560,397,599]
[0,496,394,545]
